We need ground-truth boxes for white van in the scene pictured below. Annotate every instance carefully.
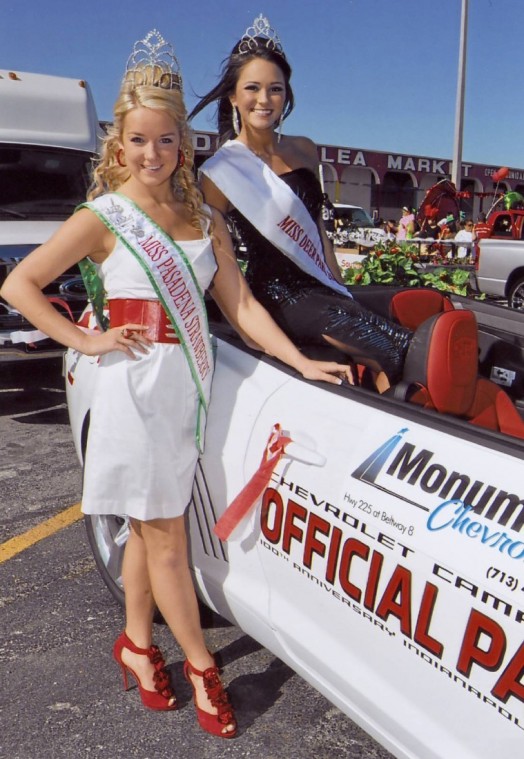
[332,203,385,247]
[0,69,101,359]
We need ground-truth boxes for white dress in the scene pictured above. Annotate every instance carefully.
[81,224,217,521]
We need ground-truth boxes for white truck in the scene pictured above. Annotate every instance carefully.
[474,209,524,309]
[0,69,101,359]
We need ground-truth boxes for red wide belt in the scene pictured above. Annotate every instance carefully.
[108,299,180,344]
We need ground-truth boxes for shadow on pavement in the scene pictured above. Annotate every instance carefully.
[0,357,69,423]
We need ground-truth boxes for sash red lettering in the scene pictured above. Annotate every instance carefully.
[278,215,336,281]
[138,233,211,380]
[140,236,169,262]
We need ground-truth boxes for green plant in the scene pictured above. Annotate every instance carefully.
[419,266,474,296]
[341,240,483,298]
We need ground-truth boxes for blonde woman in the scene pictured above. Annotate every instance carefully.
[0,30,351,738]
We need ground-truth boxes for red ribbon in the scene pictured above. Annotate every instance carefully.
[213,424,292,541]
[47,296,74,321]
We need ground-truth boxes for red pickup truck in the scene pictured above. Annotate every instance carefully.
[478,208,524,240]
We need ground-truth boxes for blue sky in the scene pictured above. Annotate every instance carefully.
[1,0,522,168]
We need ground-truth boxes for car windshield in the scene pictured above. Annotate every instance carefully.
[334,206,374,227]
[0,145,92,220]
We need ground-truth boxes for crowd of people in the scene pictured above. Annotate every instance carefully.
[321,196,486,260]
[374,209,487,259]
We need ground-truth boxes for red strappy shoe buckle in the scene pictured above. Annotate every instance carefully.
[183,658,237,738]
[113,631,177,710]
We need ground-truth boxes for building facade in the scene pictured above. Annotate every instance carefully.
[192,130,524,222]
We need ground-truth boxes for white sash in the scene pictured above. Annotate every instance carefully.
[82,193,213,452]
[201,140,351,298]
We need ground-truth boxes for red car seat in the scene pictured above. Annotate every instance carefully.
[389,288,454,331]
[399,309,524,439]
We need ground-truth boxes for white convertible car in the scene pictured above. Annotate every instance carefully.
[66,286,524,759]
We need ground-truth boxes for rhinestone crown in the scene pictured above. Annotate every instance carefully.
[237,14,284,55]
[124,29,183,92]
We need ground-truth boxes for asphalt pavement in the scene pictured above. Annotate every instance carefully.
[0,358,394,759]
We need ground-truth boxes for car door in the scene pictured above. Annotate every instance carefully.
[241,374,524,759]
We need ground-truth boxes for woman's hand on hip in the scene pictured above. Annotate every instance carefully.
[79,324,153,358]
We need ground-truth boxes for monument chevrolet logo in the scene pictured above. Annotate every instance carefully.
[351,428,524,535]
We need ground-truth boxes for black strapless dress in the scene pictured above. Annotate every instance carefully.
[228,168,411,380]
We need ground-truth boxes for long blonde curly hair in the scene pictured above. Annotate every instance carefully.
[88,67,209,233]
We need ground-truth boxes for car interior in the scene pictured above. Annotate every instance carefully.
[208,286,524,441]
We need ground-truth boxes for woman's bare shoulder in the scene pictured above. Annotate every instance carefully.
[284,135,320,172]
[288,134,318,151]
[200,174,231,214]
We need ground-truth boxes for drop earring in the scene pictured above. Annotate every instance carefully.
[232,107,240,136]
[276,114,283,143]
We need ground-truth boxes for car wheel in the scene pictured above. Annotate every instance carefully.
[85,514,128,606]
[508,277,524,310]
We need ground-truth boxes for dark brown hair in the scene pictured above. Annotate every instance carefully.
[189,38,295,144]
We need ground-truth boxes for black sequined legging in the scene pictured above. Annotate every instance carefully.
[258,284,413,382]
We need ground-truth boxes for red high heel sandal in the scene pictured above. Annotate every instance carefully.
[183,658,237,738]
[113,631,177,711]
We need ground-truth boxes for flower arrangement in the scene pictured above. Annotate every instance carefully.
[340,240,482,298]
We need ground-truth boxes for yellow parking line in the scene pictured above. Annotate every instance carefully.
[0,503,83,565]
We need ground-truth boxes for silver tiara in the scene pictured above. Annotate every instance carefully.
[124,29,183,92]
[237,14,284,55]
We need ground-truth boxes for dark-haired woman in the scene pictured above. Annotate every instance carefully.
[190,15,413,389]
